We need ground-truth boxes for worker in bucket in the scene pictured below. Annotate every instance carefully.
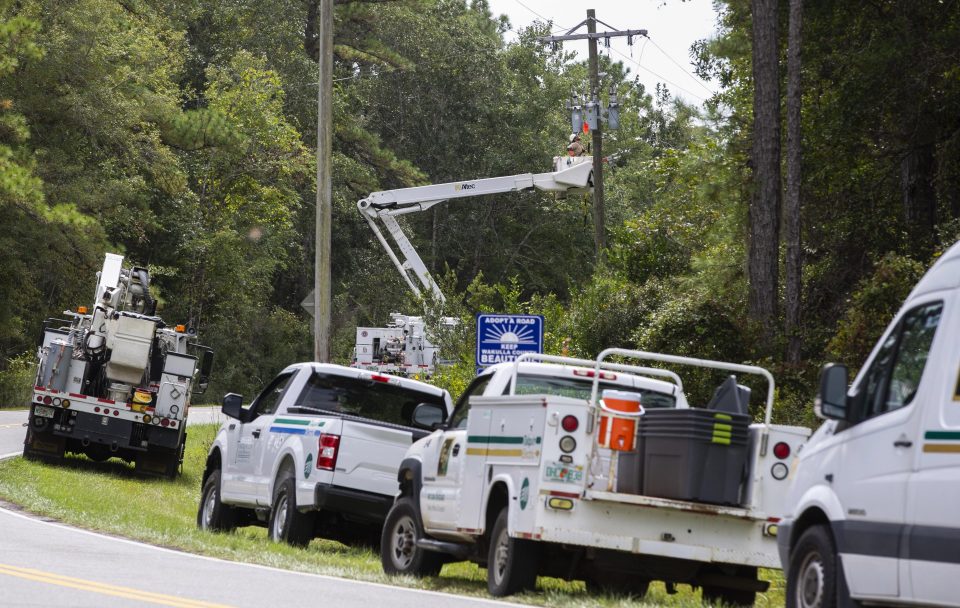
[567,133,586,157]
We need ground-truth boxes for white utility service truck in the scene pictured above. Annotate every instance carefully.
[353,157,592,376]
[24,253,213,477]
[779,239,960,608]
[381,351,810,605]
[197,363,452,547]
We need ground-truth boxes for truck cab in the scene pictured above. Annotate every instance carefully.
[780,240,960,607]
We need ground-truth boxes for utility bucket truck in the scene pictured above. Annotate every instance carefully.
[24,253,213,478]
[353,157,592,376]
[381,350,811,604]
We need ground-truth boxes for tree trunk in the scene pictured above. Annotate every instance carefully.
[901,143,937,257]
[785,0,803,364]
[749,0,782,345]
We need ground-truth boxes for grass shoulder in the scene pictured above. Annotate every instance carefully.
[0,423,784,607]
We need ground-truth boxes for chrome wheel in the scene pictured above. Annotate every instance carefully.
[492,525,509,587]
[796,550,825,608]
[201,486,217,529]
[272,493,288,540]
[389,514,417,570]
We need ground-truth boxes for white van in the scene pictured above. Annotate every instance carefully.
[779,239,960,607]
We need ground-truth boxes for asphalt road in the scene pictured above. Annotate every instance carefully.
[0,408,513,608]
[0,407,225,457]
[0,505,514,608]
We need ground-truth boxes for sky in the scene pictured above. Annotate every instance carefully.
[484,0,722,107]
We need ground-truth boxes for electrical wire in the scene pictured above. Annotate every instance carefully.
[610,46,708,104]
[644,35,715,94]
[512,0,569,31]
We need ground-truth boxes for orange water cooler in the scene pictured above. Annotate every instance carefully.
[598,389,645,451]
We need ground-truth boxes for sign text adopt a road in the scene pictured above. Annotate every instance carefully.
[476,313,544,370]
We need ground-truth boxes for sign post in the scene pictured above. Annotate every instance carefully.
[476,314,544,373]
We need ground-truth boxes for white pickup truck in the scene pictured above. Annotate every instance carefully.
[196,363,451,546]
[381,352,810,605]
[779,239,960,608]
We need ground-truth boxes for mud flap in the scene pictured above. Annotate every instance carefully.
[23,427,66,462]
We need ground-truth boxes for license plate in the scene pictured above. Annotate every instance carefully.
[33,405,54,418]
[544,461,584,484]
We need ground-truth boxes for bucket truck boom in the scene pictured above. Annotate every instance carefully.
[353,157,592,375]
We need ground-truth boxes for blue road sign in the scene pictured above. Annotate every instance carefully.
[476,313,544,370]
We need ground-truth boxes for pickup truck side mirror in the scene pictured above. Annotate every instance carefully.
[412,403,446,430]
[815,363,849,421]
[222,393,245,421]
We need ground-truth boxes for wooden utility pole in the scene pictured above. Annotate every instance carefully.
[541,13,646,260]
[314,0,333,362]
[586,10,605,255]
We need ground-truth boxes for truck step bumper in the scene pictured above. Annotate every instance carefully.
[416,538,472,559]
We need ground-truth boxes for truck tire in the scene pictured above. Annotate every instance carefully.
[487,507,539,596]
[197,469,237,532]
[786,525,845,608]
[268,475,314,547]
[380,498,443,577]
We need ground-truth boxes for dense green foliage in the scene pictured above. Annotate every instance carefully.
[1,0,958,424]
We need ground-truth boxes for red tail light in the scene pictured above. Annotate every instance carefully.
[317,433,340,470]
[561,415,579,432]
[773,442,791,460]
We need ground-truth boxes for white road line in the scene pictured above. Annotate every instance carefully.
[0,452,21,461]
[0,506,515,607]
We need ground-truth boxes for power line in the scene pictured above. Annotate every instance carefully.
[512,0,569,30]
[644,35,714,94]
[610,46,707,104]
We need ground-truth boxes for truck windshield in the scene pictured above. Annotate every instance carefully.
[292,372,446,427]
[513,374,676,409]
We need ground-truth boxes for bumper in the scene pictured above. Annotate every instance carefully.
[777,520,794,572]
[313,483,393,524]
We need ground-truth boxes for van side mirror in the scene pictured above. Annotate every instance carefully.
[815,363,849,421]
[412,403,446,430]
[222,393,245,421]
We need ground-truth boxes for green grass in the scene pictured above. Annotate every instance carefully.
[0,424,785,607]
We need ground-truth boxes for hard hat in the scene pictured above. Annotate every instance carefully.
[569,133,580,143]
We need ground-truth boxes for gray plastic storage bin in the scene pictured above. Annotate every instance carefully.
[639,409,750,506]
[615,436,645,495]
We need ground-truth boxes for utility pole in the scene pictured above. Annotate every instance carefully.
[586,10,605,254]
[314,0,333,362]
[542,13,646,259]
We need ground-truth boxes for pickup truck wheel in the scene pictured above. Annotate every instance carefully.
[786,525,838,608]
[197,469,236,532]
[268,476,314,547]
[487,508,539,596]
[380,498,442,577]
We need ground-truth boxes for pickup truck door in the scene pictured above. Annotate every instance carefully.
[421,375,492,532]
[904,295,959,605]
[835,300,942,600]
[225,371,296,504]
